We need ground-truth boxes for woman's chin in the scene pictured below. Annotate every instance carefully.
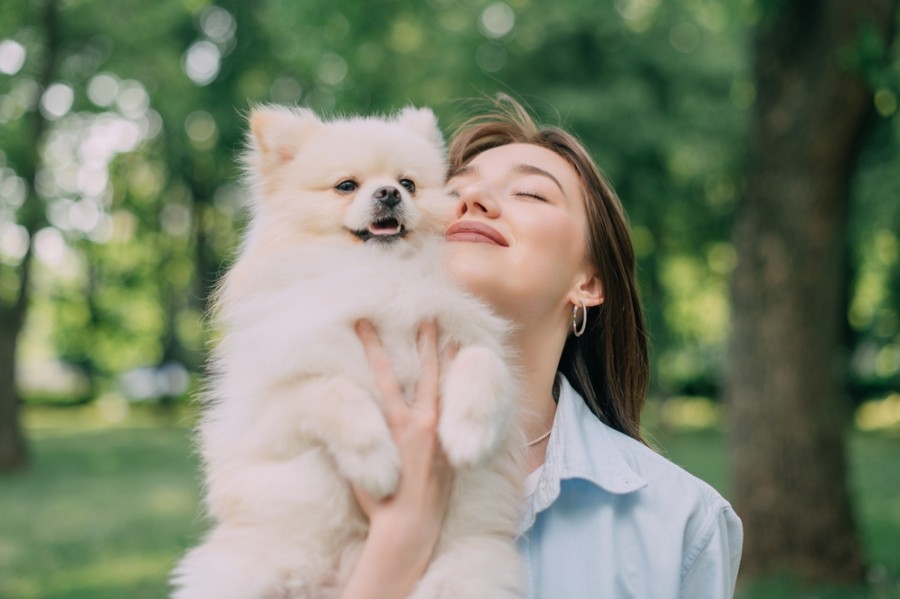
[446,251,494,296]
[445,256,477,290]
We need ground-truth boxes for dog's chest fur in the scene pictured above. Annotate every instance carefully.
[216,238,498,406]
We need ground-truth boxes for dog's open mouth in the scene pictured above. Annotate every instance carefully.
[351,218,407,242]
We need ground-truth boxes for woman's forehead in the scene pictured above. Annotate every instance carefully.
[457,143,582,200]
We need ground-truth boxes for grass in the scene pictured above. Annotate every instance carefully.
[1,406,899,598]
[0,412,204,599]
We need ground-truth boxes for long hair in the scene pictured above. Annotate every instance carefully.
[448,96,650,442]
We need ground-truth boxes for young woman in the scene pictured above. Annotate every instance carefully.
[344,97,743,598]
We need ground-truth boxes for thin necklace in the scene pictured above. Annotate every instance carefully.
[525,429,551,448]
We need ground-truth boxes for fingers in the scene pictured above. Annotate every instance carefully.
[355,319,404,413]
[357,318,449,419]
[415,319,440,414]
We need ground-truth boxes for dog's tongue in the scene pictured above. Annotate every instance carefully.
[369,219,401,236]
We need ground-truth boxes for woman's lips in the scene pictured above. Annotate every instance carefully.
[444,221,509,246]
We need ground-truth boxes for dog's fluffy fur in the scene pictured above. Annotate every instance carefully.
[170,106,525,598]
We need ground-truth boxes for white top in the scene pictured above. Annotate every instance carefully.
[517,376,743,598]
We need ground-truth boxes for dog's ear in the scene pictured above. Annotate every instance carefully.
[395,107,444,149]
[249,105,320,168]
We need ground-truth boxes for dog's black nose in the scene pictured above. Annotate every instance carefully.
[373,186,401,208]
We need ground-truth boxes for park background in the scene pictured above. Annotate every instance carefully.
[1,0,899,597]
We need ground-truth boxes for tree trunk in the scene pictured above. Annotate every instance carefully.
[0,314,27,471]
[0,0,60,472]
[726,0,897,583]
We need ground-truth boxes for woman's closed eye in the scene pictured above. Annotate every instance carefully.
[514,190,549,202]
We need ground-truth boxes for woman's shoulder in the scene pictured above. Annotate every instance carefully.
[531,381,743,596]
[606,424,729,507]
[555,378,736,524]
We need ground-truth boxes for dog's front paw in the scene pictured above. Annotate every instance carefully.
[335,434,400,500]
[309,378,401,500]
[439,346,514,468]
[439,417,500,468]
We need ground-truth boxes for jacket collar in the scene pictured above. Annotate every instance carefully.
[520,376,647,533]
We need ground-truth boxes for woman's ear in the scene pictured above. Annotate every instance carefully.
[569,274,604,308]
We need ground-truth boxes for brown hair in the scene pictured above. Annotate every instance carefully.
[448,96,650,443]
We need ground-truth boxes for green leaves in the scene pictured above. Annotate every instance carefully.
[1,0,897,405]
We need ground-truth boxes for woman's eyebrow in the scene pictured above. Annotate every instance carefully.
[513,163,565,196]
[449,164,478,179]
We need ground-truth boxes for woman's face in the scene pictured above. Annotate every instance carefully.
[445,143,599,322]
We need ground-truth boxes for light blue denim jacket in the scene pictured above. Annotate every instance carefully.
[517,377,743,598]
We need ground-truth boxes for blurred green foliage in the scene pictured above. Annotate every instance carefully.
[0,0,898,406]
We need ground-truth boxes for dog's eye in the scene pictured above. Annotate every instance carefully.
[335,180,358,193]
[399,178,416,194]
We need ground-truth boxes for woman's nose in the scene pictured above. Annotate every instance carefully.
[454,182,500,218]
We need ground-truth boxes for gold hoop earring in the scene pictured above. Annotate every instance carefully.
[572,300,587,337]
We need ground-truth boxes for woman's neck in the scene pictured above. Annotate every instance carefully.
[510,318,568,472]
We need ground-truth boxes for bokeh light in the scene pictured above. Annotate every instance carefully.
[184,110,218,149]
[182,41,221,86]
[87,73,119,107]
[0,222,29,263]
[479,3,515,39]
[115,80,149,119]
[199,6,236,46]
[0,39,26,75]
[669,22,701,53]
[40,83,74,120]
[875,89,897,117]
[269,76,303,104]
[317,53,348,86]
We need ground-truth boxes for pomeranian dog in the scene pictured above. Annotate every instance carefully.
[170,106,525,598]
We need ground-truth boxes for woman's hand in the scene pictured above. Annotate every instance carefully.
[339,319,454,599]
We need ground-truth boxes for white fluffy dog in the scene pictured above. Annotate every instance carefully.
[170,106,525,598]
